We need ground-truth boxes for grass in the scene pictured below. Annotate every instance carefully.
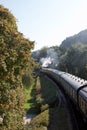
[24,75,70,130]
[36,75,58,105]
[29,109,49,130]
[28,106,70,130]
[24,75,57,114]
[24,81,40,114]
[24,83,35,110]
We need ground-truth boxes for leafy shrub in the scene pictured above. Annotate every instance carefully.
[0,5,34,130]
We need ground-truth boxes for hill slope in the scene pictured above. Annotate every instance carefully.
[60,29,87,52]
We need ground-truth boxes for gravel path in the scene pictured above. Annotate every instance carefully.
[23,114,36,125]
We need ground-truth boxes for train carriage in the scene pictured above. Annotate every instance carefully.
[41,68,87,120]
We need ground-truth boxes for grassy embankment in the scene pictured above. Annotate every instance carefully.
[24,80,40,114]
[24,75,57,113]
[24,75,70,130]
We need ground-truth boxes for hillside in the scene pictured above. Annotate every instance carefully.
[58,29,87,79]
[60,29,87,52]
[32,29,87,60]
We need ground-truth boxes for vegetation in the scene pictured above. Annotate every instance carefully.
[24,75,57,113]
[24,81,40,114]
[31,46,48,62]
[2,4,86,130]
[28,107,70,130]
[36,76,57,105]
[59,44,87,79]
[59,29,87,79]
[0,5,34,130]
[27,75,71,130]
[28,109,49,130]
[60,29,87,53]
[27,75,58,130]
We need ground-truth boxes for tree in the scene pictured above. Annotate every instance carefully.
[59,44,87,79]
[0,5,34,129]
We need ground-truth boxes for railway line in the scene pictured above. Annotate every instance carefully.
[41,68,87,130]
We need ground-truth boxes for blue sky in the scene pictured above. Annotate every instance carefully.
[1,0,87,50]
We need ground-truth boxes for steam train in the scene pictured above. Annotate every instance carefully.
[41,68,87,120]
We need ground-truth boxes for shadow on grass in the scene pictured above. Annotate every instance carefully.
[26,79,41,114]
[39,74,60,130]
[27,74,66,130]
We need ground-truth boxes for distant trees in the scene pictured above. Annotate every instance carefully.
[58,29,87,79]
[32,40,87,79]
[32,47,48,62]
[59,44,87,79]
[0,5,34,129]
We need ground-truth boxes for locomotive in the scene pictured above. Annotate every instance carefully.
[41,68,87,120]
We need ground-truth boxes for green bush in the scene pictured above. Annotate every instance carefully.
[0,5,34,130]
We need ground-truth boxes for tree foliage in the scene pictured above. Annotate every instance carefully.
[0,5,34,129]
[60,29,87,54]
[59,44,87,79]
[32,47,48,62]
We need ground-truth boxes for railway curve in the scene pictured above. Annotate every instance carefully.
[41,68,87,130]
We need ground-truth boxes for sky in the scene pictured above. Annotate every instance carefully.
[1,0,87,50]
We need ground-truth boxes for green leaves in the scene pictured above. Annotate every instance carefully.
[0,5,34,130]
[59,44,87,79]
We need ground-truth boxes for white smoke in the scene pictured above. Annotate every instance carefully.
[40,57,52,67]
[40,48,59,68]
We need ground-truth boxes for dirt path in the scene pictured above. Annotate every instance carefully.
[23,114,36,125]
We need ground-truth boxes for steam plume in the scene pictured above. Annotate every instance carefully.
[40,48,59,68]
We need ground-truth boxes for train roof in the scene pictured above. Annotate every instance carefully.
[42,68,87,101]
[60,72,87,101]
